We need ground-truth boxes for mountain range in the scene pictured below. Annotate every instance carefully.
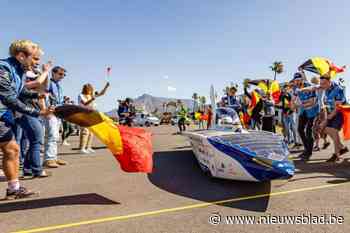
[105,94,195,117]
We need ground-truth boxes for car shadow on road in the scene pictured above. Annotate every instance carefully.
[148,150,271,212]
[0,193,120,212]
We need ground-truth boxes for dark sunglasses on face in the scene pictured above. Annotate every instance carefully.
[58,72,66,76]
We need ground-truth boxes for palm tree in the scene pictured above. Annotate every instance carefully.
[199,96,206,110]
[270,61,284,80]
[192,93,198,112]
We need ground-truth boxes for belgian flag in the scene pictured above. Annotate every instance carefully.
[247,90,261,117]
[248,79,281,104]
[55,105,153,173]
[299,57,345,79]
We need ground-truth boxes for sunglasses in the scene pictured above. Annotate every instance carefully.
[58,72,66,76]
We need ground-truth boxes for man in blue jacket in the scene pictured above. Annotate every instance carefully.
[43,66,67,168]
[0,40,54,199]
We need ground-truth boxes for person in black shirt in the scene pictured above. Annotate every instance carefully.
[280,84,299,146]
[244,86,264,130]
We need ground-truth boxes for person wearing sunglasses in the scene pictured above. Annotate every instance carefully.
[43,66,67,168]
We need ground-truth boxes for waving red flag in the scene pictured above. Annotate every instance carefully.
[54,105,153,173]
[117,126,153,172]
[330,63,346,74]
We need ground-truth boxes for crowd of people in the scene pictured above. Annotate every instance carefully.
[117,98,136,127]
[0,39,348,201]
[0,40,110,199]
[215,68,348,163]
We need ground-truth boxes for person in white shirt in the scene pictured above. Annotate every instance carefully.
[78,82,109,154]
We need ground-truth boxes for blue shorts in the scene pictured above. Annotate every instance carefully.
[327,111,343,130]
[0,119,14,143]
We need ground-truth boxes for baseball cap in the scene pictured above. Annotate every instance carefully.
[292,72,303,81]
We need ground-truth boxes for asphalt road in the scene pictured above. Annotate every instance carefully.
[1,125,350,233]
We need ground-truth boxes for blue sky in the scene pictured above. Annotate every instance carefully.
[1,0,350,111]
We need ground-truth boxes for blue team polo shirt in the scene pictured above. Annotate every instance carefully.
[297,83,319,118]
[324,81,346,112]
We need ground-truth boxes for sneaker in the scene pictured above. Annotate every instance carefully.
[322,142,331,150]
[292,144,302,149]
[43,160,59,168]
[62,140,70,146]
[313,146,320,152]
[87,148,95,153]
[56,159,67,166]
[335,157,345,164]
[6,187,39,200]
[340,147,349,156]
[301,154,311,162]
[326,154,338,162]
[22,172,33,177]
[33,170,52,178]
[80,149,90,154]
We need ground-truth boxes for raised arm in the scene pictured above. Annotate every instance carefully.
[299,86,319,93]
[244,87,252,99]
[95,82,110,97]
[25,61,52,89]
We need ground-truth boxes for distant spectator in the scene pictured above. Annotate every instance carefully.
[177,102,188,133]
[207,105,213,130]
[78,82,109,154]
[43,66,67,168]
